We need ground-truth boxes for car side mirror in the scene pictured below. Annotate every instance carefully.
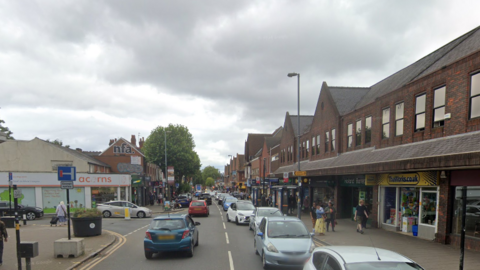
[195,222,201,226]
[257,232,263,237]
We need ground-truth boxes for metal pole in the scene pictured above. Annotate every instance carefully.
[67,189,71,240]
[297,74,302,219]
[9,184,12,214]
[13,185,21,270]
[263,158,266,206]
[26,258,32,270]
[165,129,168,202]
[460,186,467,270]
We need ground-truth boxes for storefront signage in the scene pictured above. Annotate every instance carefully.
[117,163,143,174]
[167,166,175,185]
[341,176,365,187]
[113,143,135,154]
[0,172,131,187]
[366,172,438,186]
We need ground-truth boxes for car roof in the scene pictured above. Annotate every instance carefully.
[315,246,414,264]
[153,214,187,220]
[266,216,299,222]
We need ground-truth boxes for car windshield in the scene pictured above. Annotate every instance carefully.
[267,221,309,238]
[258,209,283,217]
[150,219,186,230]
[191,202,205,206]
[225,198,237,202]
[237,203,255,210]
[178,196,187,199]
[346,262,424,270]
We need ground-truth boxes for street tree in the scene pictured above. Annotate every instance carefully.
[205,177,215,188]
[143,124,201,183]
[0,119,14,139]
[202,166,221,184]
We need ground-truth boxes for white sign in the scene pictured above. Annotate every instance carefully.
[89,223,95,229]
[61,181,74,189]
[130,156,141,165]
[14,189,22,198]
[0,172,131,187]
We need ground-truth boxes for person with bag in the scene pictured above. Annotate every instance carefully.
[56,201,68,226]
[315,204,326,236]
[0,217,8,266]
[325,202,336,232]
[310,202,317,232]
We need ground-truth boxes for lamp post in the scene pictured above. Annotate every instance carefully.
[288,72,302,219]
[164,129,171,201]
[262,157,266,206]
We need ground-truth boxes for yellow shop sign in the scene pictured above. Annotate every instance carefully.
[366,171,438,186]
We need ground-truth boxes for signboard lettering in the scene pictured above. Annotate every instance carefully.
[113,143,135,154]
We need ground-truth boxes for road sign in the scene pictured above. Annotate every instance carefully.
[58,166,76,181]
[9,172,12,181]
[294,171,307,177]
[61,181,74,189]
[175,183,179,188]
[14,189,22,198]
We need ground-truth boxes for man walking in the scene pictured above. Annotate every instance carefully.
[354,200,368,234]
[325,202,336,232]
[0,218,8,266]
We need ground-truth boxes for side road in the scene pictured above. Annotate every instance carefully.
[298,214,480,270]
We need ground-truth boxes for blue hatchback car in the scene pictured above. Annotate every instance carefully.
[223,197,237,211]
[144,214,200,259]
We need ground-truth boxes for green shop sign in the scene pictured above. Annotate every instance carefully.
[340,176,366,187]
[131,175,143,187]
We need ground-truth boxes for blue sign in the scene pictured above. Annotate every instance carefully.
[175,183,179,188]
[8,172,12,181]
[58,166,76,181]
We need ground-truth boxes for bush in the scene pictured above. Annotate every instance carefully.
[73,208,102,218]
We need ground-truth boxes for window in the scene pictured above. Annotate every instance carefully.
[290,146,293,161]
[415,94,426,131]
[331,129,336,151]
[316,135,321,155]
[470,73,480,119]
[365,116,372,144]
[382,108,390,139]
[325,131,329,152]
[356,120,362,146]
[302,141,305,158]
[306,140,310,157]
[420,192,437,225]
[347,124,353,148]
[452,187,480,238]
[433,86,446,127]
[395,102,404,136]
[312,136,316,155]
[324,256,341,270]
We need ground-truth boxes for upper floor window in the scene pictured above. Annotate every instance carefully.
[316,135,321,155]
[290,146,293,160]
[432,86,446,127]
[395,102,404,136]
[325,131,329,152]
[287,147,290,161]
[365,116,372,144]
[306,140,310,157]
[347,123,353,148]
[331,129,336,151]
[356,120,362,146]
[471,73,480,119]
[312,136,316,155]
[382,108,390,139]
[302,141,305,158]
[415,94,426,131]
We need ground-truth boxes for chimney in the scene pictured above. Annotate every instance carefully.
[139,137,144,149]
[131,135,136,146]
[109,139,114,146]
[76,148,82,152]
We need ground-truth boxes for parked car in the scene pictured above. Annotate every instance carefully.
[250,207,283,233]
[303,246,424,270]
[254,216,315,269]
[177,195,191,208]
[97,200,152,218]
[188,200,209,217]
[218,194,227,205]
[181,193,192,201]
[223,197,238,211]
[199,193,212,205]
[144,214,200,259]
[226,201,255,225]
[0,201,44,220]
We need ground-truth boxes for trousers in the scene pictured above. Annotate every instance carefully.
[0,240,4,264]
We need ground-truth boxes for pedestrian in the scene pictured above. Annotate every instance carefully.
[315,204,326,236]
[355,200,368,234]
[158,193,163,205]
[0,217,8,266]
[310,202,317,233]
[325,202,336,232]
[56,201,68,226]
[288,194,294,214]
[362,202,370,230]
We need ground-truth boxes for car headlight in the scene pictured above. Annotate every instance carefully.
[309,242,315,253]
[266,242,278,253]
[238,213,244,216]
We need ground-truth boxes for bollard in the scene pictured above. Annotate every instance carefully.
[124,207,130,220]
[23,214,27,226]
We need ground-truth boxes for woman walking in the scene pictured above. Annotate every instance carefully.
[310,202,317,233]
[315,204,326,236]
[56,201,68,226]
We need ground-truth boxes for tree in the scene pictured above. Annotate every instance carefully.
[143,124,201,184]
[46,139,70,148]
[205,177,215,188]
[178,182,192,194]
[202,166,221,184]
[0,119,14,139]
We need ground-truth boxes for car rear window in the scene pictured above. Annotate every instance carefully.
[191,202,205,206]
[150,219,186,230]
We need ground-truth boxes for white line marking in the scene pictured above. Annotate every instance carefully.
[223,222,226,229]
[228,251,235,270]
[225,232,229,244]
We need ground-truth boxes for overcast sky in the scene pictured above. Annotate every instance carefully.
[1,0,480,172]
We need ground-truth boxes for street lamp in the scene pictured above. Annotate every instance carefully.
[288,72,302,219]
[164,129,171,201]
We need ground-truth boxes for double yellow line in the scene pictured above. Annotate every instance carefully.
[75,230,126,270]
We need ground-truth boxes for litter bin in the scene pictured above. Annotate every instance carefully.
[412,225,418,236]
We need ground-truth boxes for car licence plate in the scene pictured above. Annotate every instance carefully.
[158,235,175,240]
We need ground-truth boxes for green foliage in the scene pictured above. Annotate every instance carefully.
[0,119,14,139]
[192,170,203,185]
[205,177,215,187]
[202,166,221,184]
[178,182,192,193]
[73,208,102,218]
[46,139,70,148]
[143,124,201,180]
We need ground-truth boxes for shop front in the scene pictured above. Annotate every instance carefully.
[369,171,439,240]
[309,177,335,208]
[338,175,373,220]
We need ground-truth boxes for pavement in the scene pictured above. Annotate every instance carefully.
[295,211,480,270]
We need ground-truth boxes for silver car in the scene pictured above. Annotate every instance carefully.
[249,207,283,234]
[254,216,315,269]
[97,200,152,218]
[303,246,424,270]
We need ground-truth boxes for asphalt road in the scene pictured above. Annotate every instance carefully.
[62,201,309,270]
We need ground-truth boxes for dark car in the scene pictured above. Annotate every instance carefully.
[199,193,212,205]
[0,201,44,220]
[177,195,190,208]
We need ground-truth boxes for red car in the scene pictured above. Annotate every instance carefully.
[188,200,209,217]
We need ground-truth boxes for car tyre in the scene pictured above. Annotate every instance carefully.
[145,251,153,260]
[226,214,230,222]
[103,211,112,218]
[249,223,253,231]
[195,233,199,247]
[254,240,259,255]
[137,211,146,218]
[26,212,36,220]
[235,217,239,225]
[262,251,269,269]
[186,242,194,258]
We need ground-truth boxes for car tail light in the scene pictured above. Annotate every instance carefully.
[182,230,190,239]
[145,232,152,240]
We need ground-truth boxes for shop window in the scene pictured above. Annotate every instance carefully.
[325,131,329,153]
[331,129,336,151]
[316,135,321,155]
[433,86,446,127]
[415,94,426,131]
[355,120,361,146]
[365,116,372,144]
[420,192,437,225]
[470,73,480,119]
[347,124,353,148]
[382,108,390,139]
[395,102,404,136]
[383,187,397,224]
[312,136,316,155]
[452,186,480,238]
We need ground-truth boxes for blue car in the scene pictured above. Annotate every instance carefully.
[223,197,238,211]
[144,214,200,259]
[177,196,190,208]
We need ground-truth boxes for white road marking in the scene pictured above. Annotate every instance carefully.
[228,251,235,270]
[223,222,226,229]
[225,232,229,244]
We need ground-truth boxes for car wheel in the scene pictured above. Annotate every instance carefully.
[26,212,36,220]
[145,251,153,259]
[235,217,239,225]
[103,211,112,218]
[249,223,253,231]
[195,233,199,247]
[254,239,259,255]
[186,241,194,258]
[262,251,269,269]
[226,214,230,222]
[137,211,146,218]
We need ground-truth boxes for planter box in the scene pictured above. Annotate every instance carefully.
[71,217,102,237]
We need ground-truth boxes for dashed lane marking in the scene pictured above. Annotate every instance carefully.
[225,232,229,244]
[228,251,235,270]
